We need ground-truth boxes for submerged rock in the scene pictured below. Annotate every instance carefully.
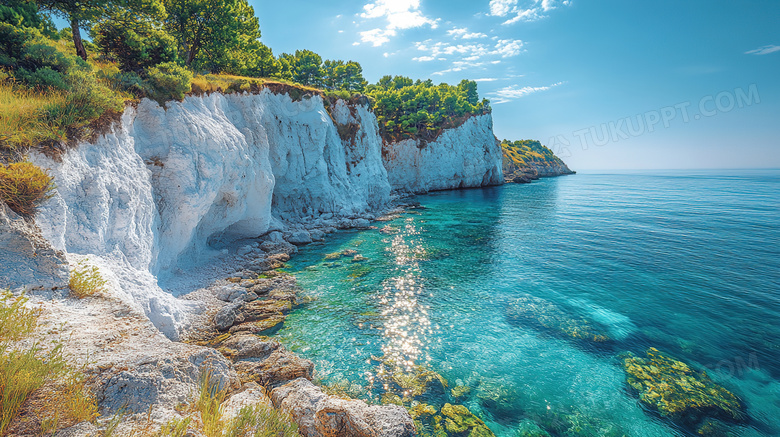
[622,348,744,426]
[476,380,522,422]
[439,403,494,437]
[515,420,550,437]
[374,356,448,403]
[450,385,471,400]
[505,295,611,344]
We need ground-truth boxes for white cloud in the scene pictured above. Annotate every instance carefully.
[360,28,396,46]
[355,0,439,46]
[448,27,488,39]
[489,0,517,17]
[489,81,563,103]
[494,39,525,57]
[745,44,780,55]
[474,78,499,82]
[415,38,523,63]
[413,55,436,62]
[492,0,572,24]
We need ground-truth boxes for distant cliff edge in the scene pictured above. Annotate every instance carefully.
[501,139,575,183]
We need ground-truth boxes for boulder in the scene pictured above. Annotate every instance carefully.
[214,302,243,331]
[288,230,313,246]
[309,229,326,241]
[215,285,248,303]
[271,378,414,437]
[222,382,273,421]
[237,349,314,388]
[218,333,282,361]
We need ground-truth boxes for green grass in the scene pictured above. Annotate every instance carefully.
[196,371,228,437]
[68,260,108,299]
[0,291,98,435]
[191,371,301,437]
[0,83,69,150]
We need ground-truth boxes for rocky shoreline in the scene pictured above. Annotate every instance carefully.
[3,203,418,436]
[503,161,576,184]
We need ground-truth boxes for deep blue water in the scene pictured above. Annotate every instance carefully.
[274,170,780,436]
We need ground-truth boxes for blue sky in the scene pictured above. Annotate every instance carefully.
[251,0,779,170]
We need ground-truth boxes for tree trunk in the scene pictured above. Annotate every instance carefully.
[70,18,87,61]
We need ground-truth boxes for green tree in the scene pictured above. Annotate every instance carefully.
[35,0,165,60]
[241,40,279,77]
[339,61,367,92]
[1,0,55,34]
[92,20,177,72]
[162,0,261,70]
[289,49,322,87]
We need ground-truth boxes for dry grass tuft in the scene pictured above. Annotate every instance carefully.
[0,160,55,216]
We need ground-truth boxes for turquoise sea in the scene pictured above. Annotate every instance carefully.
[274,170,780,437]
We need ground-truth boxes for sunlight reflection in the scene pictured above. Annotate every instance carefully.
[378,219,434,372]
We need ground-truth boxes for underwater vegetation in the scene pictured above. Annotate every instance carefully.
[622,348,744,429]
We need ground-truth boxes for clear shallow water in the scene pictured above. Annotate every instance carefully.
[275,170,780,436]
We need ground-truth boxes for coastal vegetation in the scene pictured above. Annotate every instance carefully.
[365,76,489,142]
[68,259,108,298]
[0,160,53,215]
[0,290,98,434]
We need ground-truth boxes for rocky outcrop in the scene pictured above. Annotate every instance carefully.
[0,203,68,291]
[501,139,574,183]
[28,289,237,426]
[271,378,415,437]
[382,114,503,194]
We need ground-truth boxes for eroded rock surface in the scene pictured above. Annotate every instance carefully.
[0,204,68,291]
[271,378,415,437]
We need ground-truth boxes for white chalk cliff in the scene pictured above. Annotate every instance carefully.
[7,89,501,338]
[383,114,503,193]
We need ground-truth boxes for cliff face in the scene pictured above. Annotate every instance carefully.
[9,91,502,338]
[383,114,503,193]
[501,139,574,183]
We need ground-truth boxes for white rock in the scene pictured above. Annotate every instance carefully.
[383,114,503,193]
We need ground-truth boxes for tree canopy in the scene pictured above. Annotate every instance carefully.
[365,76,490,142]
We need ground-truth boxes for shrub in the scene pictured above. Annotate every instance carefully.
[0,161,54,216]
[102,70,147,97]
[68,260,107,298]
[144,62,192,104]
[14,65,68,90]
[18,40,84,76]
